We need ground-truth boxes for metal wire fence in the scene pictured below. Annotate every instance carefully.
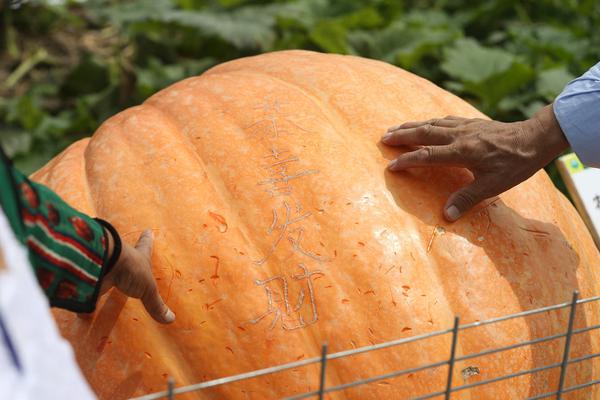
[131,291,600,400]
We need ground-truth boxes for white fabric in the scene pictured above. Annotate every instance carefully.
[0,208,96,400]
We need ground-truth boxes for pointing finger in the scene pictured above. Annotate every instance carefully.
[135,229,154,258]
[141,283,175,324]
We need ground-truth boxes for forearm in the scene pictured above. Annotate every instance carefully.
[0,148,112,312]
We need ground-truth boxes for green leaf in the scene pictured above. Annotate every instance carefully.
[441,38,515,83]
[441,39,534,111]
[309,20,348,53]
[0,129,32,158]
[348,11,460,68]
[536,67,574,102]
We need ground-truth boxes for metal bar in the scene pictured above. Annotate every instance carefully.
[167,378,175,400]
[458,295,599,332]
[412,352,600,400]
[131,295,600,400]
[285,360,450,400]
[456,321,600,364]
[561,379,600,395]
[557,291,578,399]
[445,317,459,400]
[527,377,600,400]
[318,344,328,400]
[132,329,453,400]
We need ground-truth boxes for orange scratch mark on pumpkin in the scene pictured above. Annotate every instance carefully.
[162,256,175,303]
[225,346,234,355]
[209,211,228,233]
[358,241,365,247]
[144,352,152,359]
[520,226,550,237]
[364,290,375,295]
[402,327,412,332]
[341,299,350,304]
[205,298,223,311]
[210,255,220,284]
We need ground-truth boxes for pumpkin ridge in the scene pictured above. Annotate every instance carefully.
[140,99,284,277]
[81,140,101,218]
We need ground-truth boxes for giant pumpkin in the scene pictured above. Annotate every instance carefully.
[33,51,600,399]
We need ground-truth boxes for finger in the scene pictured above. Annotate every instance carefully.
[387,116,466,132]
[444,181,491,222]
[382,124,455,146]
[141,284,175,324]
[388,145,462,171]
[135,229,154,258]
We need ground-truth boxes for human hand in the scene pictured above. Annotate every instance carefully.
[100,230,175,324]
[382,104,569,221]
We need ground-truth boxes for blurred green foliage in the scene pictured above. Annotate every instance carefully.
[1,0,599,196]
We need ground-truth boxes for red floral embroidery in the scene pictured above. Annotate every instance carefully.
[47,203,60,226]
[70,216,94,241]
[56,280,77,300]
[36,269,55,290]
[20,182,39,209]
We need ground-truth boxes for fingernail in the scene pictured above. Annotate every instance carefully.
[381,132,393,142]
[388,159,398,170]
[445,205,461,221]
[387,124,401,132]
[165,309,175,323]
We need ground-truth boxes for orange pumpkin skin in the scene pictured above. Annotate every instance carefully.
[33,50,600,399]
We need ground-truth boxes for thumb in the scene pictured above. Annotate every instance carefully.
[142,284,176,324]
[135,229,154,258]
[444,182,488,222]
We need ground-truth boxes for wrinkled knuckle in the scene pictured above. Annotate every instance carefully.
[418,124,432,136]
[418,147,434,161]
[457,139,478,156]
[454,190,478,208]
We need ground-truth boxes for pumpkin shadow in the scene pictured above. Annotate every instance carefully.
[379,148,592,399]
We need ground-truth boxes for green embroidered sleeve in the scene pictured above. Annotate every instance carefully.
[0,148,111,313]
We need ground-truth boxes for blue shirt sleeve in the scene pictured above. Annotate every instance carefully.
[553,62,600,167]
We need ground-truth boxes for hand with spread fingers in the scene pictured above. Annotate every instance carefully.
[382,104,569,222]
[100,229,175,324]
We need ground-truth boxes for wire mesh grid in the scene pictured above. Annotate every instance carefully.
[131,291,600,400]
